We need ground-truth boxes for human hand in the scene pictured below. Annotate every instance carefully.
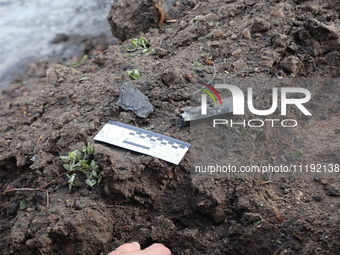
[109,242,171,255]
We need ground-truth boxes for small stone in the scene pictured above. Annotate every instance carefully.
[251,18,271,33]
[232,49,242,56]
[272,11,285,19]
[287,42,299,53]
[243,28,251,40]
[155,47,167,58]
[259,60,274,68]
[201,13,219,23]
[273,34,288,48]
[116,81,153,118]
[326,184,340,197]
[280,56,302,75]
[230,32,237,39]
[313,195,323,201]
[242,212,262,222]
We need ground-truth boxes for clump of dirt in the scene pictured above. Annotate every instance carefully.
[1,0,340,254]
[107,0,164,42]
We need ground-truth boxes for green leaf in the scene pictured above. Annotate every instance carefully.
[128,70,140,80]
[67,173,76,190]
[193,60,202,67]
[139,37,148,48]
[87,143,94,155]
[131,39,138,47]
[59,156,71,163]
[81,161,90,171]
[73,161,82,169]
[253,220,261,227]
[70,150,84,161]
[69,152,76,160]
[90,159,96,168]
[91,170,98,178]
[63,164,71,171]
[90,161,99,173]
[142,48,150,54]
[80,55,88,63]
[190,16,198,23]
[293,149,303,160]
[19,199,28,210]
[97,174,103,184]
[126,46,138,52]
[85,178,97,188]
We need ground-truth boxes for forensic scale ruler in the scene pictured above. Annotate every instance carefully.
[94,121,190,165]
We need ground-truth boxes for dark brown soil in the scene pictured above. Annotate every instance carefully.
[1,0,340,254]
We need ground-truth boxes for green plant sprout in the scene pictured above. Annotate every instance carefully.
[62,54,88,68]
[293,149,303,160]
[126,37,149,53]
[128,70,140,80]
[139,37,147,49]
[59,143,102,190]
[193,57,202,67]
[209,21,220,27]
[190,16,198,23]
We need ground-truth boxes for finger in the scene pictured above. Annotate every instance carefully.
[108,242,141,254]
[141,243,171,255]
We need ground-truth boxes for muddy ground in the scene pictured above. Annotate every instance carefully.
[1,0,340,254]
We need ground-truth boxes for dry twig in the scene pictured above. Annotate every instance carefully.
[3,169,79,210]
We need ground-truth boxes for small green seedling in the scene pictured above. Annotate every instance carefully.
[142,48,150,54]
[139,37,148,49]
[80,54,88,63]
[293,149,303,160]
[209,21,220,27]
[59,143,102,190]
[190,16,198,23]
[128,70,140,80]
[62,54,88,68]
[126,37,149,52]
[253,220,261,227]
[193,57,202,67]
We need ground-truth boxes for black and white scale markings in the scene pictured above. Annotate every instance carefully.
[94,121,190,165]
